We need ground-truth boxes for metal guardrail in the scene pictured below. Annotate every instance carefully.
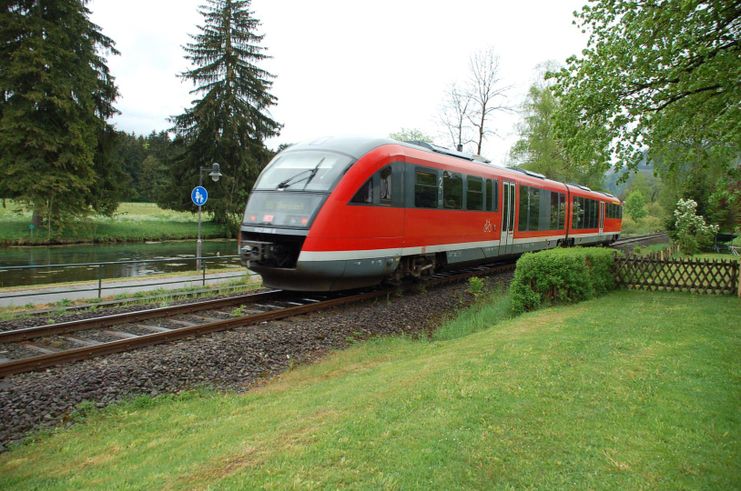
[0,255,251,302]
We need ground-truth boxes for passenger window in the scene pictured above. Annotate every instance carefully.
[492,179,499,211]
[518,185,529,231]
[351,177,373,204]
[443,171,463,209]
[467,176,483,210]
[559,194,566,228]
[549,192,560,229]
[485,179,493,211]
[573,197,584,229]
[415,168,438,208]
[528,187,540,230]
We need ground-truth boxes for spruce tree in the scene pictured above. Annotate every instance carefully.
[0,0,121,233]
[169,0,281,227]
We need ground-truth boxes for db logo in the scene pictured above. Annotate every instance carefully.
[483,219,493,233]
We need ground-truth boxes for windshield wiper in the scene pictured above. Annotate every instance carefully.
[276,158,325,189]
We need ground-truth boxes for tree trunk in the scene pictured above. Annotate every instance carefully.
[32,209,42,227]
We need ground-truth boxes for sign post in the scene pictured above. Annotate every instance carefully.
[191,185,208,270]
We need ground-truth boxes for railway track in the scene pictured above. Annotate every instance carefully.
[0,261,515,378]
[611,233,668,249]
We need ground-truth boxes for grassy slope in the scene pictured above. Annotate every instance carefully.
[0,202,226,245]
[0,291,739,489]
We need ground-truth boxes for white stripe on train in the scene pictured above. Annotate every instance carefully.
[297,232,611,262]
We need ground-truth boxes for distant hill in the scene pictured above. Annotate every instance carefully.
[605,153,654,198]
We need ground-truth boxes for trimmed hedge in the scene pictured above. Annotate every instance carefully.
[510,247,617,314]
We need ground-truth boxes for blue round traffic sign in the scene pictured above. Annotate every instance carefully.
[191,186,208,206]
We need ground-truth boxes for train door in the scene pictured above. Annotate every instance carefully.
[599,201,605,235]
[500,181,516,254]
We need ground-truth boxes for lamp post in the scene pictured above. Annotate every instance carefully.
[196,163,222,270]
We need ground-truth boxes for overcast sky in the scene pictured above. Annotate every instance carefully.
[88,0,587,163]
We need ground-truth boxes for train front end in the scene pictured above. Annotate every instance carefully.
[238,139,364,291]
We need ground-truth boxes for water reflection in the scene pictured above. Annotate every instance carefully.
[0,240,240,288]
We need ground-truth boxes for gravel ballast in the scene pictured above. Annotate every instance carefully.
[0,278,510,451]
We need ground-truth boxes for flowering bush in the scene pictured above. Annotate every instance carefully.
[673,199,718,254]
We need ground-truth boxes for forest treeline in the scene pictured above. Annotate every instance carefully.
[1,0,738,239]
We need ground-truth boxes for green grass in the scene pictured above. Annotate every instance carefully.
[631,242,671,256]
[1,290,738,489]
[0,201,227,245]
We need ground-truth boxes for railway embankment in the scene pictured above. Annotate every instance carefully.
[1,287,738,488]
[0,276,510,453]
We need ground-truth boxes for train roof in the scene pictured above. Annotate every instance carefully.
[285,136,489,163]
[283,136,395,159]
[283,136,619,202]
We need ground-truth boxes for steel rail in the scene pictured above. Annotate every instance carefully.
[0,291,387,377]
[0,289,286,343]
[0,262,515,378]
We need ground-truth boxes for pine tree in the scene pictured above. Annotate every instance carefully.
[168,0,281,227]
[0,0,121,234]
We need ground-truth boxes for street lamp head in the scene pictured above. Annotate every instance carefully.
[209,163,222,182]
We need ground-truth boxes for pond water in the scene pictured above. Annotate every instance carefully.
[0,240,240,288]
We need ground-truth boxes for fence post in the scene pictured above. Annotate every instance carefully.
[97,264,103,299]
[737,262,740,299]
[202,259,207,287]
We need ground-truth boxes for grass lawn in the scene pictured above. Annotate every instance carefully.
[0,290,739,489]
[0,201,227,245]
[631,242,671,256]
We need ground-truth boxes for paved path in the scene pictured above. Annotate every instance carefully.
[0,271,258,308]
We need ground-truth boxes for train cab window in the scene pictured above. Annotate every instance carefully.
[351,178,373,204]
[466,176,484,210]
[350,165,392,206]
[379,166,392,205]
[443,171,463,209]
[414,167,439,208]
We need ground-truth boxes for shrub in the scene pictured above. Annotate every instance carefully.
[510,247,617,314]
[467,276,485,297]
[673,198,718,254]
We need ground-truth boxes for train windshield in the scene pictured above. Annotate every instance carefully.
[254,150,354,192]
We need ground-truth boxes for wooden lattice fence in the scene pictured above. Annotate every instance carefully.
[614,256,740,296]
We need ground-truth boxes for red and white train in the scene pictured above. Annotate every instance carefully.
[239,137,622,291]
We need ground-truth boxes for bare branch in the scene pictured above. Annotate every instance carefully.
[439,82,473,150]
[467,47,510,155]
